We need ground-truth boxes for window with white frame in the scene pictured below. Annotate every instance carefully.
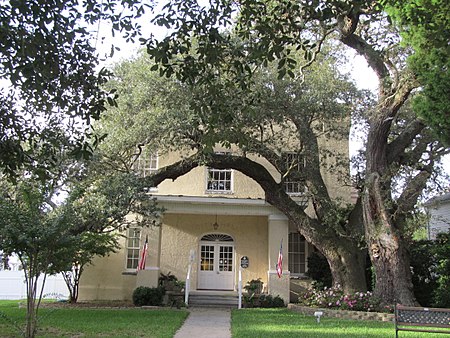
[288,232,306,274]
[282,152,305,195]
[126,227,141,270]
[133,151,158,177]
[206,167,233,193]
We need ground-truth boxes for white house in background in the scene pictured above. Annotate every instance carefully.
[424,192,450,240]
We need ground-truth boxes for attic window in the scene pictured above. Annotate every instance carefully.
[282,152,305,196]
[133,151,158,177]
[133,150,158,191]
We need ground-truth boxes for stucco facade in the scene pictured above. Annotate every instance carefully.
[79,141,352,305]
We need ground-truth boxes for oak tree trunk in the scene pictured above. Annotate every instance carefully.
[321,242,367,293]
[363,133,417,306]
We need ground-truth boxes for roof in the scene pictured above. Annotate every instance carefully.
[424,192,450,207]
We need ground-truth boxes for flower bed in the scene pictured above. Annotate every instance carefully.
[298,285,394,313]
[287,304,394,322]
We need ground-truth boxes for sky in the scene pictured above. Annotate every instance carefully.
[93,16,449,190]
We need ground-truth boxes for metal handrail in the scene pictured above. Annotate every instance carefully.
[238,266,242,309]
[185,249,195,306]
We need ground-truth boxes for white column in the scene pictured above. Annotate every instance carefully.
[267,214,290,304]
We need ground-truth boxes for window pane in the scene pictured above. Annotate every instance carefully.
[288,232,306,274]
[282,152,305,195]
[133,151,158,191]
[126,228,141,269]
[207,168,232,192]
[219,246,233,272]
[200,245,214,271]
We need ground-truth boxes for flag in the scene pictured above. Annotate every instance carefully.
[137,235,148,271]
[276,239,283,278]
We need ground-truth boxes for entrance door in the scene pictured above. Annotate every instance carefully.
[198,234,234,290]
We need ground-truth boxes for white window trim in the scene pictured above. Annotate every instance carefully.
[283,152,306,196]
[134,151,159,192]
[205,167,234,194]
[124,227,141,272]
[288,232,309,276]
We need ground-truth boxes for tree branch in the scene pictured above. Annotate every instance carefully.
[338,13,389,82]
[387,119,425,165]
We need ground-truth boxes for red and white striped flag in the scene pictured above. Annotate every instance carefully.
[276,239,283,278]
[137,235,148,271]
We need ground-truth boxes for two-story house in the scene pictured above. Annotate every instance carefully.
[78,141,351,304]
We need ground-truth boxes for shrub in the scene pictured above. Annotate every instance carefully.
[408,232,450,307]
[306,252,332,289]
[159,272,185,292]
[244,294,285,308]
[433,232,450,307]
[243,278,263,294]
[158,272,178,286]
[270,295,285,308]
[409,239,438,306]
[132,286,165,306]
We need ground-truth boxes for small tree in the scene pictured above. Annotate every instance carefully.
[0,167,162,336]
[0,180,74,337]
[53,171,163,303]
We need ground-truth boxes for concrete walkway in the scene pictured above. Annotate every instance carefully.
[174,307,232,338]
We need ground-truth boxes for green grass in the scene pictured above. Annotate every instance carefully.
[2,301,449,338]
[231,308,450,338]
[0,300,188,337]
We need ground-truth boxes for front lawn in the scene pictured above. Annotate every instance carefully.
[2,301,448,337]
[231,308,449,338]
[0,300,188,337]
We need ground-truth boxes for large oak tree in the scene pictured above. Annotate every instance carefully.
[96,50,370,293]
[138,0,449,305]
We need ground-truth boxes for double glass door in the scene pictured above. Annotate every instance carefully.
[198,241,234,290]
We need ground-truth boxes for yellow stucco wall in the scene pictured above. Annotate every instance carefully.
[78,235,137,301]
[155,150,267,199]
[160,213,269,291]
[154,138,351,204]
[79,213,272,301]
[78,224,162,301]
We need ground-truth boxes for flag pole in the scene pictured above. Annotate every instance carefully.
[137,235,149,272]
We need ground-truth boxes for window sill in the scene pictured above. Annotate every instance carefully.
[205,190,234,195]
[122,271,137,276]
[290,274,310,280]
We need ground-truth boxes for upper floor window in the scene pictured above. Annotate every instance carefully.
[126,227,141,270]
[282,152,305,196]
[206,168,233,193]
[133,151,158,177]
